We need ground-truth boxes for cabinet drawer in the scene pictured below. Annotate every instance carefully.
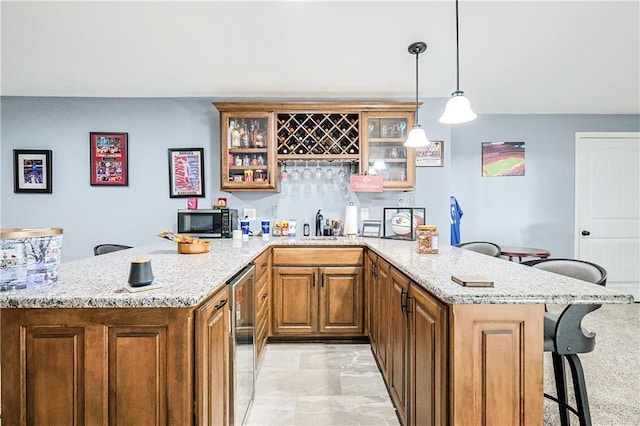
[256,275,269,316]
[256,300,268,332]
[273,248,363,266]
[254,249,271,279]
[255,318,268,363]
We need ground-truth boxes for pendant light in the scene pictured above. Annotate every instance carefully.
[404,41,430,148]
[439,0,477,124]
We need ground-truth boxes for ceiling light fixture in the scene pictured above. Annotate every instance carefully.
[404,41,430,148]
[439,0,477,124]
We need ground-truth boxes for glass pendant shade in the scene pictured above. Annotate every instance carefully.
[439,91,477,124]
[403,125,430,148]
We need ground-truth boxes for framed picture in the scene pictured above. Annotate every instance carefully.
[90,132,128,186]
[168,148,205,198]
[482,142,525,176]
[13,149,53,193]
[415,140,444,167]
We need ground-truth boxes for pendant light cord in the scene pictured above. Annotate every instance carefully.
[415,49,419,124]
[455,0,460,92]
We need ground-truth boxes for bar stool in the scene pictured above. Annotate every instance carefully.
[521,258,607,426]
[94,244,132,256]
[454,241,502,257]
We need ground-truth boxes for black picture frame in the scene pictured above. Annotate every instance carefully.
[168,148,205,198]
[13,149,53,194]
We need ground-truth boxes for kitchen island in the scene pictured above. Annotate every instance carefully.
[1,237,633,425]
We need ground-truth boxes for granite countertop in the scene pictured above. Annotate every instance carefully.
[0,237,633,309]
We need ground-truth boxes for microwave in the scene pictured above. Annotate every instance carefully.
[177,209,238,238]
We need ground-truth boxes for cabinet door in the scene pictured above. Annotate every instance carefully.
[1,308,194,425]
[389,267,410,425]
[410,284,448,426]
[195,287,231,426]
[375,258,391,380]
[255,271,270,365]
[220,111,277,192]
[319,266,364,335]
[365,252,377,344]
[272,267,317,335]
[361,111,416,190]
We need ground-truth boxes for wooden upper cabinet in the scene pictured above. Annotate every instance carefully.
[216,106,278,192]
[213,102,418,192]
[361,110,416,190]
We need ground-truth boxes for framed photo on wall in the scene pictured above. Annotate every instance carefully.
[415,140,444,167]
[13,149,53,193]
[168,148,205,198]
[481,142,525,176]
[90,132,129,186]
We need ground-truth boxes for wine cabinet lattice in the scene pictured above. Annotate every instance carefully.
[276,113,360,159]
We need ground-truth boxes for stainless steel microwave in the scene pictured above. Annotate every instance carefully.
[177,209,238,238]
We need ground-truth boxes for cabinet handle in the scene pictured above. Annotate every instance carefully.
[321,272,325,288]
[406,295,414,314]
[400,289,407,313]
[262,262,267,267]
[312,271,316,287]
[214,298,228,310]
[262,293,268,301]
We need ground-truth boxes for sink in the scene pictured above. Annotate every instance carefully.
[300,236,338,241]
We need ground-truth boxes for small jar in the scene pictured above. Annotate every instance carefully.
[417,225,439,254]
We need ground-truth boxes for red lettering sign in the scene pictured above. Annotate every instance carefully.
[349,175,384,192]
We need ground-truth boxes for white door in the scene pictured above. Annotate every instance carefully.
[575,132,640,300]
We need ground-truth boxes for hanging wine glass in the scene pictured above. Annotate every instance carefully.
[279,162,288,182]
[337,161,346,182]
[290,160,300,181]
[315,160,323,180]
[324,162,334,181]
[302,160,311,180]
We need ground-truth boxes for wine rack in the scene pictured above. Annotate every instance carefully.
[276,113,360,159]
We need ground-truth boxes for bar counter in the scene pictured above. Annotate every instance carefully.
[0,237,632,308]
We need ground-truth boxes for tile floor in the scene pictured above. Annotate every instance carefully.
[244,343,400,426]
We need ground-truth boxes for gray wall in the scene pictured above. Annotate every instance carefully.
[1,97,638,261]
[451,114,640,257]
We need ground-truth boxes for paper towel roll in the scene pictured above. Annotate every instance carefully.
[344,204,358,236]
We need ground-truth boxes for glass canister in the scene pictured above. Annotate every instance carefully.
[417,225,439,254]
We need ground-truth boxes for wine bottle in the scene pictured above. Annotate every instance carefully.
[231,120,241,148]
[241,123,250,148]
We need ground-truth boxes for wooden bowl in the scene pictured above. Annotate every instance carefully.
[177,241,211,254]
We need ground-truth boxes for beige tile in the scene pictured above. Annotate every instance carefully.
[249,343,398,425]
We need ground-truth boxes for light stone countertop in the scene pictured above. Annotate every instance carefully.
[0,237,634,309]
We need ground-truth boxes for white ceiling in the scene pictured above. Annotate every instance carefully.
[2,1,639,114]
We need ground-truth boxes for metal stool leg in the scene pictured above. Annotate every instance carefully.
[566,354,592,426]
[552,352,571,426]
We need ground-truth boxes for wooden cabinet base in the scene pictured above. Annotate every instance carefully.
[1,307,194,425]
[449,304,544,425]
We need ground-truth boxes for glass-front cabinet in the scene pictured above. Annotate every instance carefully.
[361,111,416,190]
[219,111,277,192]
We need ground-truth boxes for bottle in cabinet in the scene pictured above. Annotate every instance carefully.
[230,120,241,148]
